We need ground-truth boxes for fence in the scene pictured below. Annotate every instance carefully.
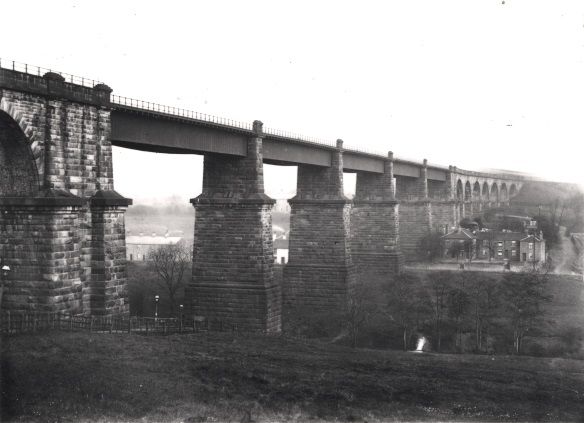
[0,311,237,336]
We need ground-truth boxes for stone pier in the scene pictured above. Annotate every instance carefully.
[188,121,281,332]
[283,140,355,312]
[398,159,432,260]
[351,152,403,277]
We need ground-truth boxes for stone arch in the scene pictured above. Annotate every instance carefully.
[0,109,40,196]
[482,182,489,201]
[464,181,472,201]
[509,184,517,197]
[473,181,481,200]
[500,183,508,201]
[490,182,499,202]
[456,179,463,201]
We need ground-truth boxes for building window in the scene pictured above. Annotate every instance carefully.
[130,254,133,261]
[497,251,503,256]
[529,243,534,250]
[511,241,516,245]
[511,249,516,255]
[498,242,503,247]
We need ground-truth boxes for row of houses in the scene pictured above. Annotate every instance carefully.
[442,228,546,262]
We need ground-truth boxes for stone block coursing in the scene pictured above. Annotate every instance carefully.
[189,202,280,332]
[188,134,281,333]
[0,201,83,312]
[284,150,356,314]
[399,201,432,260]
[0,74,130,316]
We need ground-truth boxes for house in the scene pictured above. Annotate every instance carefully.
[273,237,289,264]
[126,233,183,261]
[475,231,523,261]
[441,229,476,259]
[519,234,546,263]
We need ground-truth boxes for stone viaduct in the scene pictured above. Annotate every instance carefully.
[0,61,525,332]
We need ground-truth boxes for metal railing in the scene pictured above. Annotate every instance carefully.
[1,58,527,179]
[111,95,253,131]
[263,126,335,148]
[0,311,237,335]
[0,58,103,88]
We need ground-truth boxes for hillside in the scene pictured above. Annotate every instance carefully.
[2,332,584,422]
[511,181,582,205]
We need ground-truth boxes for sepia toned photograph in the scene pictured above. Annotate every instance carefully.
[1,1,583,422]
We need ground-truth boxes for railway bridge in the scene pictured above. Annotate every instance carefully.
[0,61,525,331]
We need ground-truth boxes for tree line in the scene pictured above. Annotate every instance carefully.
[345,270,568,356]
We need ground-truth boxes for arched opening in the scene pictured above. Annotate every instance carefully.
[0,110,39,196]
[510,184,517,197]
[490,183,499,202]
[500,183,508,201]
[464,181,472,201]
[456,179,463,201]
[482,182,489,201]
[473,181,481,200]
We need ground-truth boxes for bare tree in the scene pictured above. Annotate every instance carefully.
[500,271,552,354]
[345,282,377,348]
[386,272,429,350]
[469,275,499,352]
[148,241,192,316]
[427,274,450,352]
[447,274,470,352]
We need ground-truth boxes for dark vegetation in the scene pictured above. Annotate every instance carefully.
[285,270,584,358]
[127,260,190,319]
[3,331,584,422]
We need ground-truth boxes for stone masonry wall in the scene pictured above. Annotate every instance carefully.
[0,77,129,316]
[431,201,458,233]
[351,156,403,278]
[88,206,129,315]
[0,203,83,312]
[399,201,432,260]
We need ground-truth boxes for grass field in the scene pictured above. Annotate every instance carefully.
[2,331,584,422]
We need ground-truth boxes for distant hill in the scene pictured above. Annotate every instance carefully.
[511,181,582,205]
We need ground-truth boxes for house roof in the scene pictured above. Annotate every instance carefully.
[274,238,289,249]
[475,231,524,241]
[126,235,183,246]
[442,229,475,240]
[520,235,543,242]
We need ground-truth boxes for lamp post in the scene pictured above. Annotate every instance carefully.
[179,304,184,332]
[0,264,10,313]
[154,295,160,321]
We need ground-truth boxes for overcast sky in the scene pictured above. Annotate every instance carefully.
[3,1,584,203]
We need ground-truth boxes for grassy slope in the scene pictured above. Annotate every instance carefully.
[2,332,584,422]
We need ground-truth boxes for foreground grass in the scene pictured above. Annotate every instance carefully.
[1,332,584,422]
